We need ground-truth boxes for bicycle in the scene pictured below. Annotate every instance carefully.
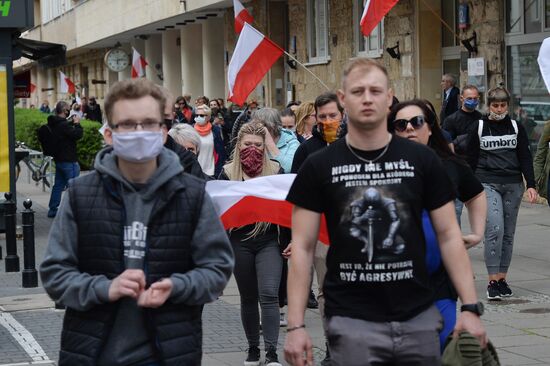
[15,141,54,189]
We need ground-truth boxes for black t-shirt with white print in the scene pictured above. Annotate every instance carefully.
[287,136,455,322]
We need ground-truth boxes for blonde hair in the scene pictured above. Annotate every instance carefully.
[294,102,315,136]
[196,104,212,117]
[223,121,280,238]
[341,58,389,89]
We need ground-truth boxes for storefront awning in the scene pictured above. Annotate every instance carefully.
[14,38,67,68]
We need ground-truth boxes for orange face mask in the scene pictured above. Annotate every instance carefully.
[318,119,340,143]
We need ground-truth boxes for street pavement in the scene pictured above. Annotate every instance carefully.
[0,167,549,365]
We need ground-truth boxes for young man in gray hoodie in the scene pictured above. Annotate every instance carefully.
[40,78,234,366]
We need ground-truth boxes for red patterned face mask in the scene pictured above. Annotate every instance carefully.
[240,146,264,178]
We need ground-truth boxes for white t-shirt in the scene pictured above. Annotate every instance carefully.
[198,133,215,176]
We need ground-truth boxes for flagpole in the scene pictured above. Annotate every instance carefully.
[282,51,330,91]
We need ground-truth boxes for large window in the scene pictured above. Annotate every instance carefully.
[505,1,550,155]
[306,0,330,63]
[353,0,384,58]
[441,0,460,47]
[506,0,550,34]
[41,0,73,24]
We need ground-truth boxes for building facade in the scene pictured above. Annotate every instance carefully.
[15,0,550,150]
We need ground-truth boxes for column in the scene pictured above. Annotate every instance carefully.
[145,34,163,85]
[162,29,182,96]
[202,17,225,99]
[36,67,48,108]
[180,24,203,100]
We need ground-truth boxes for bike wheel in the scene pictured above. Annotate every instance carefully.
[15,163,21,181]
[42,160,52,188]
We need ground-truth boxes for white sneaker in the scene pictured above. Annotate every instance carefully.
[279,312,287,327]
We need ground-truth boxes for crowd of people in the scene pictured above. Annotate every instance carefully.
[38,57,550,366]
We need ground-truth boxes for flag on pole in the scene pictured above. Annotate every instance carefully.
[131,47,148,79]
[360,0,399,37]
[227,23,283,105]
[538,37,550,94]
[205,174,329,244]
[233,0,254,34]
[59,71,76,94]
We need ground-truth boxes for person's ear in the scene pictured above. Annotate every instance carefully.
[104,128,113,145]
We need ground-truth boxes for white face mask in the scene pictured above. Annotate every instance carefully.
[488,111,507,121]
[112,130,164,163]
[194,116,207,125]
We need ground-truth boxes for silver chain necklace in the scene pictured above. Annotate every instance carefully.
[345,134,392,164]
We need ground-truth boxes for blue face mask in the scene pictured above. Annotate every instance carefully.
[463,99,479,111]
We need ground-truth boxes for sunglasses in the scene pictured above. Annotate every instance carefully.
[392,115,426,132]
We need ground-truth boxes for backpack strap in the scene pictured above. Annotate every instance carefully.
[510,119,518,134]
[477,119,484,139]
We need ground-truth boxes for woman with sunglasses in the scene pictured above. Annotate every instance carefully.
[193,104,226,177]
[466,87,538,301]
[388,99,487,351]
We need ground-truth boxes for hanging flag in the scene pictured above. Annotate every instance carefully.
[30,82,36,94]
[206,174,329,244]
[59,71,76,94]
[233,0,254,34]
[131,47,148,79]
[227,23,283,105]
[360,0,399,37]
[538,37,550,94]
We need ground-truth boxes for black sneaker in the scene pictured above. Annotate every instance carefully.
[307,291,319,309]
[244,346,260,366]
[498,278,513,297]
[487,280,502,301]
[265,349,282,366]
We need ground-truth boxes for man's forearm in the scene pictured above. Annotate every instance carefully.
[465,191,487,238]
[287,244,315,327]
[440,235,478,304]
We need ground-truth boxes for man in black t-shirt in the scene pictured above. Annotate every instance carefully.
[284,59,486,366]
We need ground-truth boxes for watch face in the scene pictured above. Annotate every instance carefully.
[105,49,130,72]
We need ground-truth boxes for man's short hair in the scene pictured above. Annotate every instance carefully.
[55,101,69,115]
[443,73,457,86]
[314,92,344,114]
[461,84,479,95]
[341,58,389,89]
[104,79,165,127]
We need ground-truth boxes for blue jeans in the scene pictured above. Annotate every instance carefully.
[48,161,80,217]
[435,299,457,353]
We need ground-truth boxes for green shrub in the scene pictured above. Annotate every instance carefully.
[14,108,104,170]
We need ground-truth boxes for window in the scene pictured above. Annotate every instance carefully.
[41,0,73,24]
[506,0,550,34]
[353,0,384,58]
[306,0,329,63]
[441,0,459,47]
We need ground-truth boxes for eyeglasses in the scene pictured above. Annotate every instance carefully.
[392,115,426,132]
[196,114,206,117]
[113,120,163,131]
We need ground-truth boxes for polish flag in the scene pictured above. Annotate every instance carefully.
[360,0,399,37]
[30,83,36,93]
[538,37,550,93]
[233,0,254,34]
[59,71,76,94]
[227,23,283,105]
[206,174,329,244]
[131,48,148,79]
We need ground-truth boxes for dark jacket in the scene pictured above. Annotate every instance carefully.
[47,114,83,163]
[442,109,483,156]
[164,134,209,180]
[440,86,460,123]
[85,103,102,122]
[210,124,227,178]
[291,127,328,173]
[534,121,550,199]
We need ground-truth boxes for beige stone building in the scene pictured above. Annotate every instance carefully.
[15,0,550,149]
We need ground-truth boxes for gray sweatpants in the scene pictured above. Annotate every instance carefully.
[327,305,442,365]
[482,182,524,275]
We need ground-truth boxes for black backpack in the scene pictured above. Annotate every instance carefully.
[37,124,59,157]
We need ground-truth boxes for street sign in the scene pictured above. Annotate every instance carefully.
[0,0,33,30]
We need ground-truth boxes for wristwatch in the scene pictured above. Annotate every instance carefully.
[460,302,484,316]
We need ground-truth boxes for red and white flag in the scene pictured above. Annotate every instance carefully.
[59,71,76,94]
[538,37,550,93]
[360,0,399,37]
[233,0,254,34]
[227,23,283,105]
[206,174,329,244]
[131,47,148,79]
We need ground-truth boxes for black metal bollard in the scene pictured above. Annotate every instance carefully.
[21,199,38,288]
[4,193,20,272]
